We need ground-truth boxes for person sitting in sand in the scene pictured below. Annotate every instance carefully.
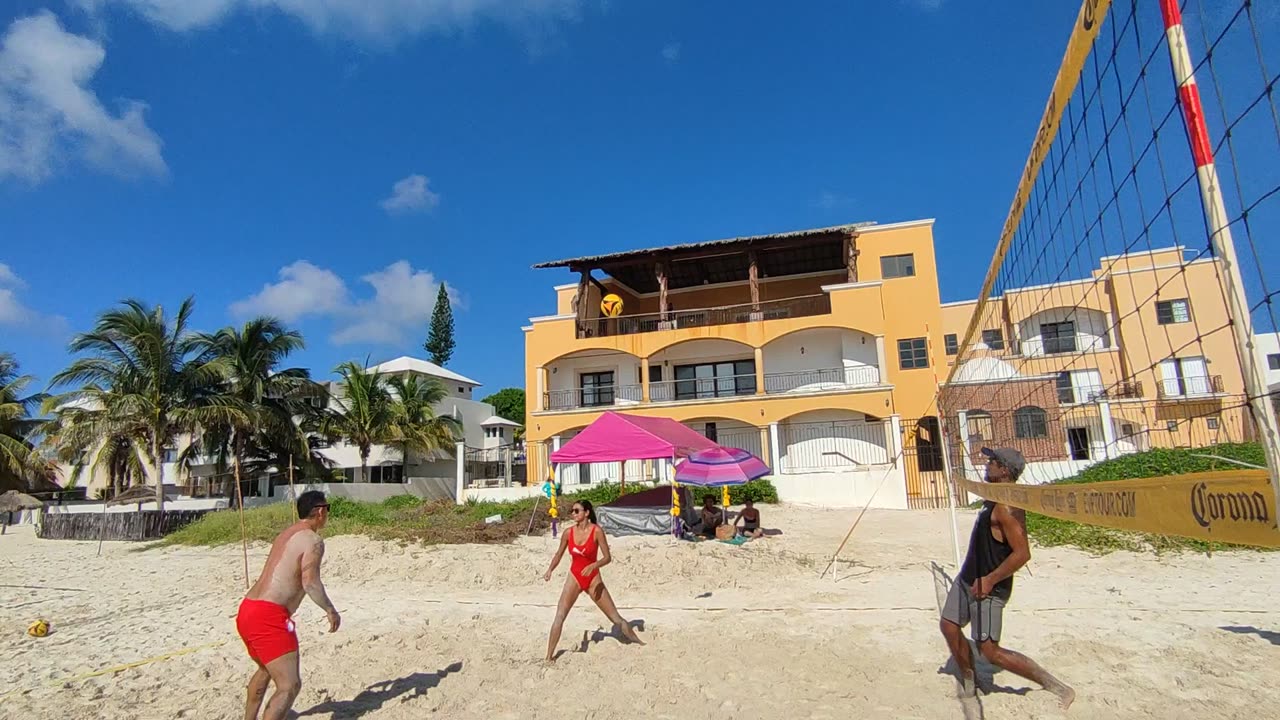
[543,500,644,662]
[734,499,763,539]
[698,495,723,538]
[236,490,341,720]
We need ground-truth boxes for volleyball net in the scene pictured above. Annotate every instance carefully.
[938,0,1280,546]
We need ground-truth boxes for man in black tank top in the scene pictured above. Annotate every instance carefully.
[939,447,1075,710]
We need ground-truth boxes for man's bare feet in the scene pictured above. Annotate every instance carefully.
[1052,683,1076,711]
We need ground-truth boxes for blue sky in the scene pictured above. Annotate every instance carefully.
[1,0,1098,393]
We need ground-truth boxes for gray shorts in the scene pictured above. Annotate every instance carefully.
[941,580,1006,643]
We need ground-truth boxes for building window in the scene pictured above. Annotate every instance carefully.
[880,254,916,279]
[898,338,929,369]
[1206,417,1220,430]
[1013,406,1048,439]
[162,447,179,463]
[704,422,718,443]
[674,360,755,400]
[1156,299,1191,325]
[1159,356,1211,397]
[1269,353,1280,371]
[944,334,958,356]
[369,465,404,484]
[580,371,615,407]
[1120,423,1136,438]
[981,329,1005,350]
[1056,368,1103,404]
[965,411,993,443]
[1056,372,1075,405]
[1040,321,1076,354]
[1166,420,1179,433]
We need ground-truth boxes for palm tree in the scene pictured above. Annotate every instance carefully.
[387,374,462,480]
[192,318,315,499]
[43,403,148,498]
[0,353,52,492]
[320,361,399,483]
[47,298,245,511]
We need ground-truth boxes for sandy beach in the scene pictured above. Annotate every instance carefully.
[2,505,1277,720]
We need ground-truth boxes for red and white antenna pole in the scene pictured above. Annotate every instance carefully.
[1159,0,1280,503]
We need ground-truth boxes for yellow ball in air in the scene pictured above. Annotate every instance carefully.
[600,293,624,318]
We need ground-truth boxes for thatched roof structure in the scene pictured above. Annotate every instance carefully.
[106,484,179,506]
[0,490,42,513]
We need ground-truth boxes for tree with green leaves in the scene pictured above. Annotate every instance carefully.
[320,361,399,484]
[481,388,525,425]
[425,283,455,366]
[46,298,246,511]
[388,374,462,480]
[0,353,52,493]
[190,317,319,499]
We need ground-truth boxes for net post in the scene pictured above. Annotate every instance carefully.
[1158,0,1280,506]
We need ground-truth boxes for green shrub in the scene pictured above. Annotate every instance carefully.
[381,494,424,511]
[731,479,779,504]
[326,497,392,526]
[561,482,645,507]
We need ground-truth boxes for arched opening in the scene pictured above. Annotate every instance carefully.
[1017,307,1110,357]
[761,327,882,393]
[684,417,764,458]
[778,409,890,472]
[543,349,643,411]
[647,338,757,403]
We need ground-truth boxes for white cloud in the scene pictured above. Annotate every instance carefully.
[0,263,68,332]
[230,260,458,346]
[380,174,440,214]
[76,0,585,44]
[661,42,680,63]
[0,12,166,184]
[229,260,349,322]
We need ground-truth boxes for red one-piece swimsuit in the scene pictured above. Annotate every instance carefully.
[568,524,600,591]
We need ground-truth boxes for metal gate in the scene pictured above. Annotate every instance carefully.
[901,416,963,510]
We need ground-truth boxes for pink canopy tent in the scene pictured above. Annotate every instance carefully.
[550,412,718,464]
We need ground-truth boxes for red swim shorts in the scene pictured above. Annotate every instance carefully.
[236,598,298,665]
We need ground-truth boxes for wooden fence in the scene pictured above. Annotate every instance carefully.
[38,510,212,541]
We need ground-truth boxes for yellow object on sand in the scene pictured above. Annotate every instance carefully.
[27,619,50,637]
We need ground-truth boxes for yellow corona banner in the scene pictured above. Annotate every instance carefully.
[959,470,1280,548]
[948,0,1115,382]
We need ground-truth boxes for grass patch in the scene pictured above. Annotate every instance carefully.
[1019,443,1271,555]
[157,479,779,549]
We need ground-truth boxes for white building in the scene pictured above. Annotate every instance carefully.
[53,355,521,500]
[1257,332,1280,399]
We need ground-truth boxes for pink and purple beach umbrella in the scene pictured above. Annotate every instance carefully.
[675,446,771,487]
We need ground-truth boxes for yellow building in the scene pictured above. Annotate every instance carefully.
[524,219,949,508]
[525,222,1256,507]
[939,246,1254,487]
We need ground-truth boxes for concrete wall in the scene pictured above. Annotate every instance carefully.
[279,477,456,503]
[770,465,908,509]
[467,486,543,503]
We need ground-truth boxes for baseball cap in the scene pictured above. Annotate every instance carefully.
[980,447,1026,479]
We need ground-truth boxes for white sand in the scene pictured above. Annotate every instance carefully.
[1,505,1278,719]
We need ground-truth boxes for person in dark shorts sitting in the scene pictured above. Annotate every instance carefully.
[697,495,722,538]
[734,499,763,539]
[939,447,1075,709]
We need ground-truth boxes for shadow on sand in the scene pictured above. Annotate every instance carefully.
[1220,625,1280,646]
[297,661,463,719]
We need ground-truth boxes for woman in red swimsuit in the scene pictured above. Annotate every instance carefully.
[543,500,644,662]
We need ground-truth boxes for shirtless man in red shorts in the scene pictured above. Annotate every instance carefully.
[235,490,341,720]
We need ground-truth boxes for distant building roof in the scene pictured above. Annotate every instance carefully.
[368,356,481,387]
[480,415,522,427]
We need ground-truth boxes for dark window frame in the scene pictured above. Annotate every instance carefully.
[673,360,756,400]
[579,371,616,407]
[944,333,958,356]
[1013,406,1048,439]
[897,337,929,369]
[880,253,916,279]
[1155,298,1191,325]
[981,328,1005,350]
[1040,321,1076,355]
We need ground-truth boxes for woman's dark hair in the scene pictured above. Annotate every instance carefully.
[575,499,598,525]
[297,490,328,519]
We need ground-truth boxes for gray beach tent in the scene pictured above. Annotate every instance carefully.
[597,485,700,537]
